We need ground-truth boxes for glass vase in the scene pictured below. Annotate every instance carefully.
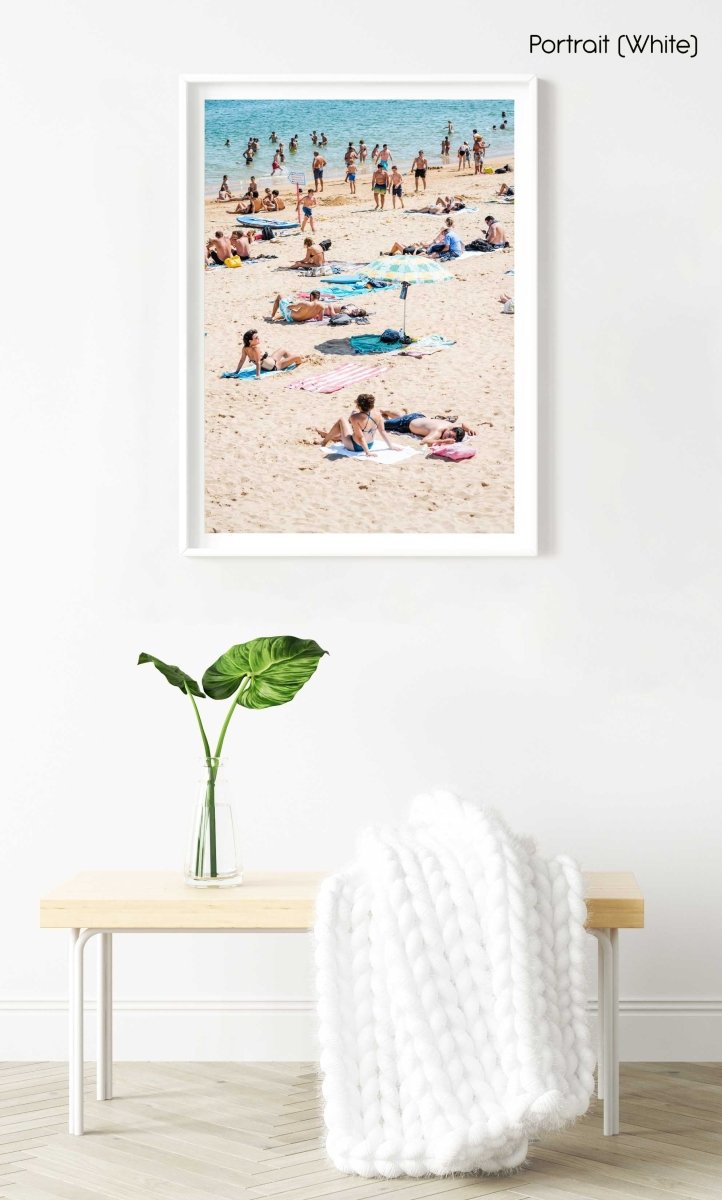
[185,758,243,888]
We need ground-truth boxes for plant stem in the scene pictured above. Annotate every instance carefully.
[212,681,247,770]
[206,768,217,877]
[188,681,246,882]
[185,685,212,761]
[185,684,216,878]
[195,799,206,876]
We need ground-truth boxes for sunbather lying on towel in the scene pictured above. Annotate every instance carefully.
[315,393,402,458]
[416,195,466,214]
[380,410,476,444]
[235,329,304,377]
[384,241,427,256]
[271,291,367,323]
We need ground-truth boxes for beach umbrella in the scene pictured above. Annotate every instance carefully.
[363,257,453,338]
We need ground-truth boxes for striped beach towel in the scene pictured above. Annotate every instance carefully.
[287,361,388,394]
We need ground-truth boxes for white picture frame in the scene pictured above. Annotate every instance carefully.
[181,75,537,556]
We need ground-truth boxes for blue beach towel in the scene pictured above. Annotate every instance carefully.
[236,215,299,229]
[320,274,366,285]
[350,335,404,355]
[309,284,372,300]
[221,363,298,380]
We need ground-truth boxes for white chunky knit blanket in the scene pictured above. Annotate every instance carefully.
[315,793,595,1177]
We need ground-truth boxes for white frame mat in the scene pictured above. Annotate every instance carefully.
[181,75,537,557]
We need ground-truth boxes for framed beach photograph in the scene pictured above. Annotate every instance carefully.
[181,75,537,556]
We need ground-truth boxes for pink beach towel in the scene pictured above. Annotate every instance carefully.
[287,362,388,394]
[428,442,476,461]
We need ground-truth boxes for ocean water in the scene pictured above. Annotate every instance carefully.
[205,98,514,194]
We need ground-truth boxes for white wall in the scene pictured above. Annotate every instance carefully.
[1,0,721,1062]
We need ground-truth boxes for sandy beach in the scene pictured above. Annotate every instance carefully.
[203,158,515,535]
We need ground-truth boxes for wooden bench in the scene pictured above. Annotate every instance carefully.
[40,870,644,1137]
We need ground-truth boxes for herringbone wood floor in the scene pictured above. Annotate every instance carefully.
[1,1063,720,1199]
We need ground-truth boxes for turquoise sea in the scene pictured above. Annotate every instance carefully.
[205,98,514,195]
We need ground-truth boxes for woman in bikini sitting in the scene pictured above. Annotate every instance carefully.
[234,329,304,378]
[315,393,400,458]
[290,237,325,269]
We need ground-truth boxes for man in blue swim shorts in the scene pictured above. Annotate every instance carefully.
[380,411,476,444]
[299,188,317,232]
[312,151,327,193]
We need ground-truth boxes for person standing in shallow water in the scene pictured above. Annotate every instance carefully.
[472,130,488,175]
[312,150,327,192]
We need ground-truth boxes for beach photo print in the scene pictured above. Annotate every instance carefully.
[181,77,537,556]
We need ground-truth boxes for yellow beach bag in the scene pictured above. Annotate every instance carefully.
[483,167,494,174]
[224,255,242,268]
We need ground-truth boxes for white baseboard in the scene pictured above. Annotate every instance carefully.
[1,998,720,1062]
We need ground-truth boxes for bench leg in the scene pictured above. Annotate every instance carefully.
[68,929,79,1135]
[592,927,620,1135]
[97,932,113,1101]
[69,929,87,1135]
[597,935,605,1100]
[69,929,98,1135]
[611,927,619,1130]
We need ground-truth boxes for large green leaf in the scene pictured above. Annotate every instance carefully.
[138,652,204,698]
[202,637,327,709]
